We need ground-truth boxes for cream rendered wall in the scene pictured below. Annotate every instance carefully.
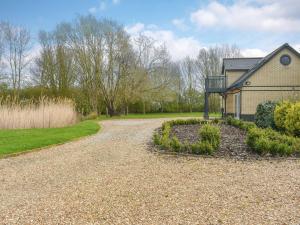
[241,90,300,114]
[246,48,300,86]
[241,47,300,115]
[226,93,234,114]
[226,71,245,87]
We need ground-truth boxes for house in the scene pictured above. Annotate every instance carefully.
[204,43,300,120]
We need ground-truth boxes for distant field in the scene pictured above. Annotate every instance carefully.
[0,120,100,158]
[98,112,221,120]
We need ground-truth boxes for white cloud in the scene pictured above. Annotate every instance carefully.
[88,7,98,14]
[292,44,300,52]
[125,23,202,61]
[112,0,120,5]
[172,18,188,31]
[88,1,106,14]
[190,0,300,32]
[241,48,267,57]
[125,23,145,34]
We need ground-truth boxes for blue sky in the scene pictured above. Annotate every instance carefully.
[1,0,300,60]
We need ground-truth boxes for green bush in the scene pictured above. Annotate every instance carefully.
[274,101,292,131]
[199,124,220,149]
[153,119,220,155]
[226,116,256,131]
[170,136,181,152]
[246,127,265,149]
[246,127,299,156]
[253,137,271,155]
[191,141,214,155]
[255,101,277,128]
[83,111,98,120]
[285,102,300,137]
[168,118,209,126]
[153,132,161,145]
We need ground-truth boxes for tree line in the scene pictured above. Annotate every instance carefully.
[0,16,241,116]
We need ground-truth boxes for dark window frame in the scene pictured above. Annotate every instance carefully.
[280,54,291,66]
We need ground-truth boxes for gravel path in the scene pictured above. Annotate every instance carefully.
[0,119,300,225]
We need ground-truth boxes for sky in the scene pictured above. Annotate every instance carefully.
[1,0,300,61]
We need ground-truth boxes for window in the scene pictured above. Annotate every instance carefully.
[280,55,291,66]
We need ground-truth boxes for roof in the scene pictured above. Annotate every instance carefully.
[222,57,262,73]
[227,43,300,91]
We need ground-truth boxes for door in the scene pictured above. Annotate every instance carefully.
[235,92,240,119]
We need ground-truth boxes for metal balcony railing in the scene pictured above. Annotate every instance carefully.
[205,76,226,93]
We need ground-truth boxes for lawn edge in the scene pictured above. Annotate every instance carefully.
[0,121,101,159]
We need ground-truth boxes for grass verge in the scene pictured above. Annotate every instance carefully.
[0,120,100,158]
[98,112,221,120]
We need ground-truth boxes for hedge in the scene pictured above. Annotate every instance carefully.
[226,116,300,156]
[153,119,221,155]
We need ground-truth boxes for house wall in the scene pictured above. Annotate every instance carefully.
[240,47,300,115]
[226,71,245,87]
[246,48,300,86]
[226,93,234,114]
[241,90,300,115]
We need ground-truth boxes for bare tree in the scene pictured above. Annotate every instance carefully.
[195,44,242,90]
[195,44,242,112]
[34,24,75,96]
[131,35,173,113]
[0,23,4,80]
[180,56,197,112]
[3,23,30,95]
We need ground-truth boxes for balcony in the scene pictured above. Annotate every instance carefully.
[205,76,225,93]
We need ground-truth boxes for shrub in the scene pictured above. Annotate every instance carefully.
[246,127,265,149]
[83,111,98,120]
[153,118,220,155]
[253,137,271,155]
[191,141,214,155]
[274,101,292,131]
[285,102,300,137]
[153,132,161,145]
[255,101,277,128]
[170,136,181,152]
[199,124,220,149]
[212,118,220,124]
[246,127,299,156]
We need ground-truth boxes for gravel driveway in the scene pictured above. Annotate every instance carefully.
[0,119,299,225]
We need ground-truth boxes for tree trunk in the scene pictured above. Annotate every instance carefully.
[142,101,146,114]
[106,107,109,117]
[125,105,129,115]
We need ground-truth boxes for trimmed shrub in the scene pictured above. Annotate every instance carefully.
[199,124,220,149]
[153,118,221,155]
[191,141,214,155]
[255,101,277,128]
[254,137,271,155]
[246,127,265,149]
[246,127,299,156]
[226,116,256,131]
[285,102,300,137]
[170,136,181,152]
[153,132,161,145]
[274,101,292,131]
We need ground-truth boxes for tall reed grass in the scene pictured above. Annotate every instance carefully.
[0,96,78,129]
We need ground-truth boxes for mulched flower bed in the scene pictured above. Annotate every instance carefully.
[171,124,260,160]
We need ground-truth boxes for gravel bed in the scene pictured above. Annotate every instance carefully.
[0,118,299,225]
[171,124,263,159]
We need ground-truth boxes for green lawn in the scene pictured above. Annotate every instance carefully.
[98,112,221,120]
[0,120,100,158]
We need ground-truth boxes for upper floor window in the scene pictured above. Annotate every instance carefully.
[280,55,291,66]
